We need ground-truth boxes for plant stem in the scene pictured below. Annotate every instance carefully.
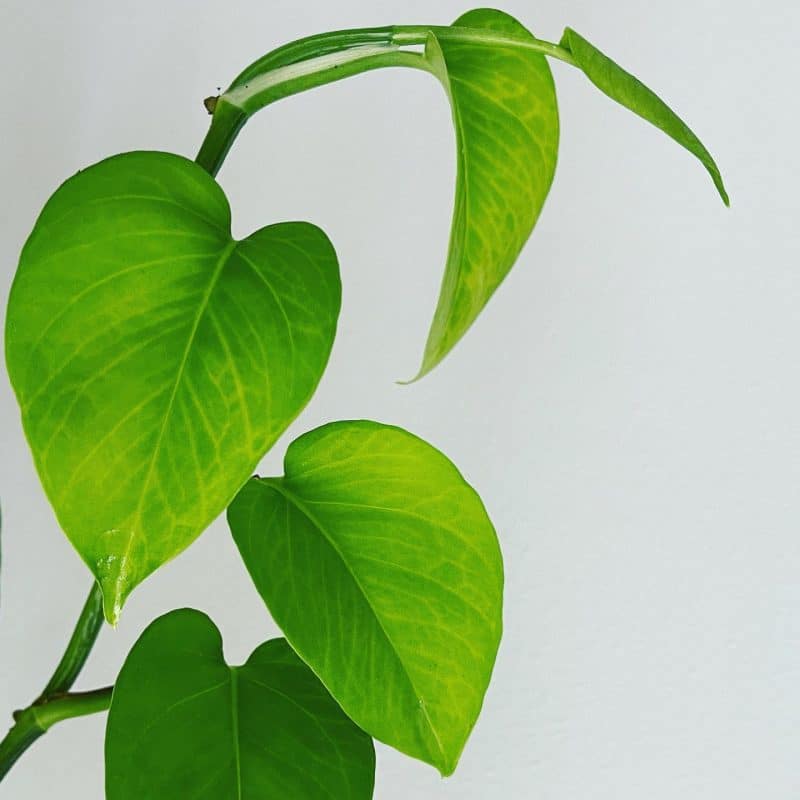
[40,581,105,698]
[0,581,107,782]
[196,45,428,176]
[390,25,577,66]
[195,23,576,177]
[0,689,112,782]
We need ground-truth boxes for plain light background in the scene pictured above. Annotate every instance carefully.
[1,1,797,797]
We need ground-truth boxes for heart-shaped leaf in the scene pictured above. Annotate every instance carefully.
[415,9,559,378]
[106,608,375,799]
[228,420,503,776]
[5,151,340,622]
[560,27,729,205]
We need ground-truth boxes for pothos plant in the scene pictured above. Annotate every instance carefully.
[0,8,726,796]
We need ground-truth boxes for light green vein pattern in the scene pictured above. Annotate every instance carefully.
[228,420,503,775]
[4,152,340,622]
[416,9,559,377]
[105,609,375,799]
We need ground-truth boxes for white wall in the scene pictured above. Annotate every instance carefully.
[1,1,797,797]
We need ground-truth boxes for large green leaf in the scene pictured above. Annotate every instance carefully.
[415,9,559,378]
[560,27,729,205]
[4,151,340,623]
[228,420,503,776]
[106,608,374,798]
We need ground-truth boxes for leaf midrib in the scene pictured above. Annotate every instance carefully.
[258,478,448,767]
[128,239,237,560]
[229,668,243,800]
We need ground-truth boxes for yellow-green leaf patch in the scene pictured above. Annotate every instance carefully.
[415,9,560,377]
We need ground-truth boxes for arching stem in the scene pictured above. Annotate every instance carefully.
[195,24,575,176]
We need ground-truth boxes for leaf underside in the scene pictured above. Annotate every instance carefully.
[228,420,503,775]
[105,609,375,799]
[415,8,560,378]
[4,152,341,622]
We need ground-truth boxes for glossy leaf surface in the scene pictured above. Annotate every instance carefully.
[106,609,374,798]
[416,9,559,377]
[228,420,503,775]
[5,152,340,622]
[560,27,729,204]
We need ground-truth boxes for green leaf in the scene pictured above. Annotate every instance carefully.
[106,608,374,799]
[4,151,340,623]
[560,27,729,205]
[414,9,559,378]
[228,420,503,776]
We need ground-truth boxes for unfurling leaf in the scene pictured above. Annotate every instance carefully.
[106,609,374,798]
[5,152,340,622]
[228,420,503,776]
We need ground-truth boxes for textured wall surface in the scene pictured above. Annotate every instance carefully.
[1,1,797,797]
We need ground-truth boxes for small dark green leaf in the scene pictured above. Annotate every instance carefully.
[414,8,560,378]
[560,27,729,205]
[106,608,375,799]
[5,152,341,622]
[228,420,503,776]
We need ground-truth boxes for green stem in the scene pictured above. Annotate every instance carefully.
[391,25,577,66]
[196,45,428,176]
[195,100,248,177]
[195,23,576,176]
[0,582,107,782]
[0,689,112,782]
[40,581,105,698]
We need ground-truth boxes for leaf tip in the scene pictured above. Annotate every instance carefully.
[707,162,730,206]
[93,533,137,625]
[396,357,436,385]
[400,344,446,385]
[100,588,122,627]
[97,568,127,625]
[437,761,458,779]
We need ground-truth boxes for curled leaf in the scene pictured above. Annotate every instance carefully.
[415,9,560,377]
[560,26,729,205]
